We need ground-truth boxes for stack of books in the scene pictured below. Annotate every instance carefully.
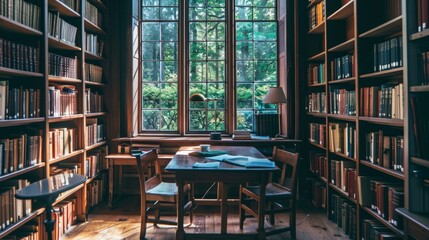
[232,130,252,140]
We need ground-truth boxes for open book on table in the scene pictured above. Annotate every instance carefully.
[205,154,275,168]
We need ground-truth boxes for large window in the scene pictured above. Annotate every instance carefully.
[140,0,277,133]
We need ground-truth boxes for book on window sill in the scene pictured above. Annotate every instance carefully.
[206,154,275,168]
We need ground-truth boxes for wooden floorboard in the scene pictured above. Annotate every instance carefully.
[63,195,350,240]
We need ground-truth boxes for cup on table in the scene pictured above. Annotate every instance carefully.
[200,144,210,152]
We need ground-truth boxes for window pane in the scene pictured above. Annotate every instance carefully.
[236,42,253,60]
[236,111,253,131]
[161,42,178,60]
[254,22,276,40]
[161,83,178,108]
[142,83,161,108]
[160,7,178,20]
[189,7,206,20]
[236,61,253,82]
[142,61,160,81]
[207,42,225,60]
[142,42,160,60]
[207,22,225,41]
[236,22,253,41]
[190,110,207,131]
[189,22,206,41]
[253,7,275,20]
[254,60,277,82]
[143,0,158,6]
[190,42,207,60]
[207,7,225,20]
[236,83,253,108]
[235,7,252,20]
[161,61,178,81]
[142,23,160,41]
[207,61,225,82]
[254,83,276,108]
[160,0,177,6]
[189,62,206,82]
[143,110,160,130]
[254,41,276,60]
[235,0,252,6]
[161,110,178,130]
[143,7,159,20]
[189,0,205,7]
[254,0,275,7]
[161,22,177,41]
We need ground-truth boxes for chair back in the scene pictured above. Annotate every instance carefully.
[272,147,300,194]
[134,149,161,197]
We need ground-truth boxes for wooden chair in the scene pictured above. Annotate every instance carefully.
[239,147,300,239]
[133,149,192,239]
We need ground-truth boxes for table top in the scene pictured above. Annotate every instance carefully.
[15,173,86,200]
[165,146,279,172]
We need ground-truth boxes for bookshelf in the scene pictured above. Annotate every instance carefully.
[0,0,109,239]
[299,0,406,239]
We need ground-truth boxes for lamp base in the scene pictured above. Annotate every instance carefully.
[210,132,222,140]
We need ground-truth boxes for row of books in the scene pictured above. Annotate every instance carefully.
[372,36,402,72]
[2,223,40,240]
[50,163,79,176]
[87,177,106,208]
[85,0,103,27]
[358,176,404,228]
[328,122,356,158]
[48,11,78,46]
[329,194,357,239]
[309,151,327,179]
[307,63,325,85]
[330,53,354,81]
[48,52,77,79]
[85,119,106,147]
[85,88,103,113]
[329,88,356,116]
[364,132,404,173]
[0,38,39,72]
[85,33,104,57]
[305,178,327,209]
[48,127,78,160]
[309,123,326,147]
[0,0,41,30]
[51,199,77,240]
[331,160,357,200]
[308,0,325,30]
[86,149,107,178]
[59,0,79,12]
[306,92,326,113]
[420,51,429,85]
[0,179,32,231]
[362,219,402,240]
[232,130,251,140]
[360,83,404,119]
[84,63,103,83]
[382,0,402,21]
[410,96,429,159]
[0,134,42,176]
[48,85,79,117]
[0,81,41,120]
[417,0,429,32]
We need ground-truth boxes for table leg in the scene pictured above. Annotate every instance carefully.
[257,181,267,240]
[220,182,228,234]
[176,178,185,240]
[108,160,113,208]
[118,165,123,198]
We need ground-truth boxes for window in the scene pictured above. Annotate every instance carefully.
[139,0,278,134]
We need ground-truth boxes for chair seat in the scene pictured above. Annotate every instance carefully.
[244,183,293,199]
[147,182,178,196]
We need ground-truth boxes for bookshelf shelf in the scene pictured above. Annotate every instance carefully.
[360,160,404,180]
[87,0,107,11]
[327,0,354,20]
[396,208,429,233]
[362,207,404,237]
[0,163,45,182]
[0,67,44,78]
[0,15,43,36]
[48,36,82,51]
[0,208,45,239]
[359,15,402,38]
[329,151,356,162]
[49,150,85,165]
[85,112,108,117]
[410,85,429,93]
[86,141,108,151]
[329,77,355,84]
[306,112,326,118]
[48,114,84,123]
[48,0,80,17]
[327,114,356,121]
[359,67,403,79]
[85,51,105,61]
[0,118,45,127]
[309,141,326,150]
[328,38,355,52]
[329,183,357,204]
[308,51,325,61]
[85,81,107,87]
[409,29,429,41]
[84,19,106,35]
[410,157,429,169]
[308,21,325,34]
[48,76,82,83]
[358,117,403,127]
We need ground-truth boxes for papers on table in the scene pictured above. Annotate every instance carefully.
[205,154,275,168]
[192,162,220,168]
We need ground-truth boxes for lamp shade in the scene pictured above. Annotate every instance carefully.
[263,87,287,104]
[189,93,207,102]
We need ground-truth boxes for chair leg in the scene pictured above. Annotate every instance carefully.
[140,202,147,239]
[154,209,160,227]
[290,201,296,240]
[239,187,246,229]
[269,202,275,225]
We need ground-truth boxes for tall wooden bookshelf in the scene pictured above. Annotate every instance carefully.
[0,0,109,239]
[299,0,408,239]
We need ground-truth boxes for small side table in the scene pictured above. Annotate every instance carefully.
[15,173,86,240]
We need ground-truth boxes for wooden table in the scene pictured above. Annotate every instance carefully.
[165,146,279,240]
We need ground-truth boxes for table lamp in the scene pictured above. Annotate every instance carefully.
[263,87,287,137]
[189,93,222,140]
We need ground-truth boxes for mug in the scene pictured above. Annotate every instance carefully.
[200,144,210,152]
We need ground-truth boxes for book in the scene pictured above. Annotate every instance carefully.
[192,162,220,168]
[205,154,275,168]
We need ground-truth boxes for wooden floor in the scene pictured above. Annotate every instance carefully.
[63,195,350,240]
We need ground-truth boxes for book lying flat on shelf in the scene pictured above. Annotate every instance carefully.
[206,154,275,168]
